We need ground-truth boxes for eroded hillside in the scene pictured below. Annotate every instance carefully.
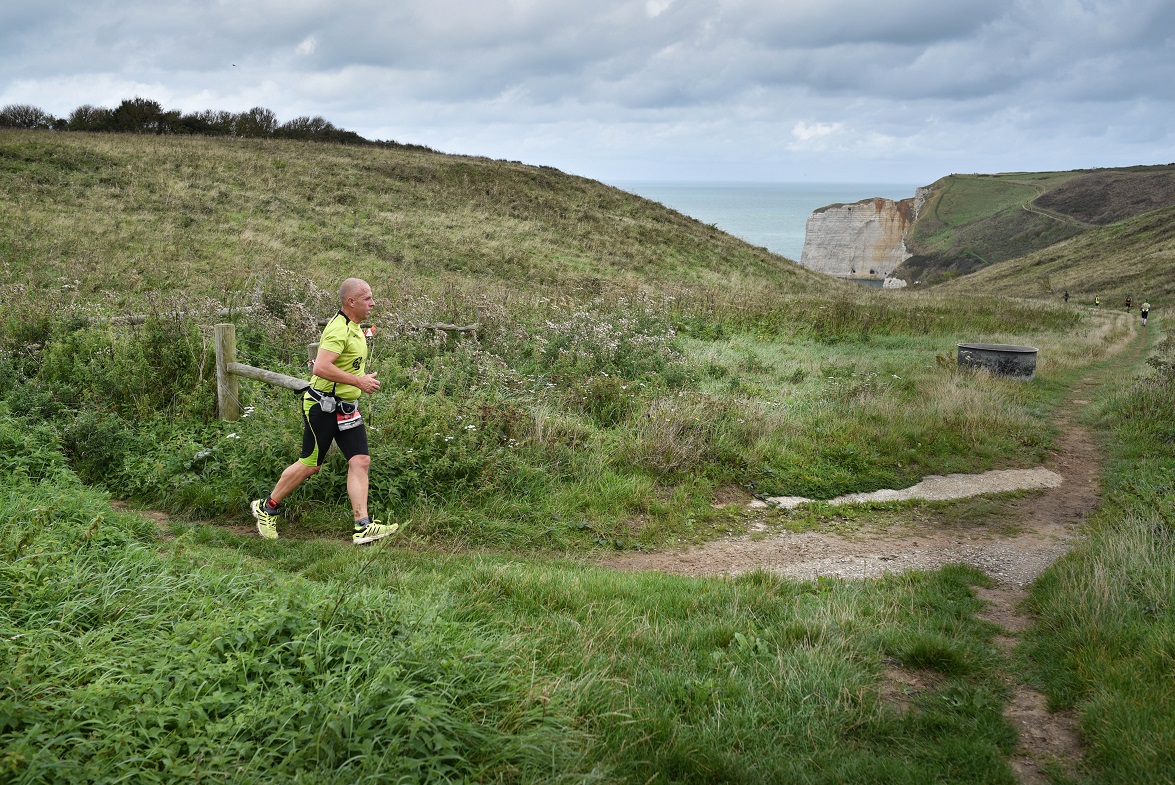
[896,165,1175,285]
[935,204,1175,305]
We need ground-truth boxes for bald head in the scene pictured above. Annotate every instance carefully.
[340,278,369,304]
[339,278,375,322]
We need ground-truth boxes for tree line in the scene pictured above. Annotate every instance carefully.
[0,96,430,150]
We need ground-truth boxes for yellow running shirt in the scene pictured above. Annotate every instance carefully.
[308,311,367,401]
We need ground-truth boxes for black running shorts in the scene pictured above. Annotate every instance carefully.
[298,395,369,467]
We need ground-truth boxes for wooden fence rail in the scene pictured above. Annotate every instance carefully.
[214,323,313,422]
[112,306,257,326]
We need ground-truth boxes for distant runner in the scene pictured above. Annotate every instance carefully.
[1142,301,1150,327]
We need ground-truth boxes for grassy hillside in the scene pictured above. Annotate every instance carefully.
[4,129,1174,782]
[937,205,1175,307]
[899,166,1175,285]
[0,128,1115,544]
[0,129,826,302]
[3,129,1102,537]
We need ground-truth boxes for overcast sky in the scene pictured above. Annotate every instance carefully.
[3,0,1173,185]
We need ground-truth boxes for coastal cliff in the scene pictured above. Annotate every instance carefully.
[799,193,922,282]
[801,166,1175,287]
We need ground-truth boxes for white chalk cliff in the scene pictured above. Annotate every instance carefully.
[800,189,927,283]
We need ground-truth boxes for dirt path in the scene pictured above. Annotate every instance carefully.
[599,328,1148,783]
[597,384,1105,587]
[1005,177,1093,230]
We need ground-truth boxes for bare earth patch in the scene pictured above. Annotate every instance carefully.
[878,656,945,715]
[110,499,175,539]
[599,400,1101,586]
[111,500,257,539]
[976,584,1083,784]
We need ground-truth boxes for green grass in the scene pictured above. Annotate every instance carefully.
[4,128,1175,781]
[2,464,1020,783]
[1022,328,1175,783]
[0,129,825,302]
[921,177,1043,231]
[1,486,593,783]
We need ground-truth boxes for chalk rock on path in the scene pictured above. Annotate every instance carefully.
[752,468,1064,510]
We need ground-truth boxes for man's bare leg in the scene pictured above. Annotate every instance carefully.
[268,461,320,505]
[347,454,371,522]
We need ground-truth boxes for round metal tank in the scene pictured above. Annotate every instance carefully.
[957,343,1038,380]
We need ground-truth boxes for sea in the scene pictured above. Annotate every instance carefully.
[613,181,921,263]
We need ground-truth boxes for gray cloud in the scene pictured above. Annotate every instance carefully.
[731,0,1013,48]
[2,0,1173,182]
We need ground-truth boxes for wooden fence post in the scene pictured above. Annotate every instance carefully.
[212,330,341,420]
[215,323,241,422]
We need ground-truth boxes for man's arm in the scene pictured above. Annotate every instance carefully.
[312,349,380,394]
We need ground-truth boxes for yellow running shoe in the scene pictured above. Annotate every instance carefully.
[250,499,279,540]
[352,518,398,545]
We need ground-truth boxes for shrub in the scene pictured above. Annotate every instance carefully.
[0,104,55,130]
[109,97,165,134]
[60,410,138,487]
[234,106,278,137]
[38,317,214,419]
[0,405,76,485]
[66,104,112,131]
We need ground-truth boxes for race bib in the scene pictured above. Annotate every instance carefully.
[337,402,363,431]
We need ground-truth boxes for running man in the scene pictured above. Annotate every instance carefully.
[1142,301,1150,327]
[251,278,398,544]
